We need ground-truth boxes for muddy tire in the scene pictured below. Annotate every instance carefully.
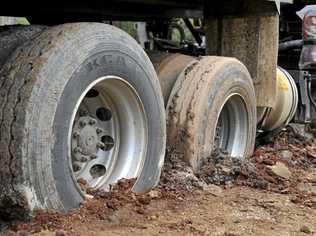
[149,53,194,106]
[0,25,46,68]
[0,23,165,219]
[167,56,256,172]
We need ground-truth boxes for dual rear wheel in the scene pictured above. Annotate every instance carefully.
[0,24,256,218]
[152,54,257,171]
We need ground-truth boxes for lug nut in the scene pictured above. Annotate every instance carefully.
[73,163,81,172]
[96,128,103,134]
[73,131,80,138]
[79,120,87,127]
[73,147,82,153]
[90,154,97,159]
[81,156,88,162]
[89,119,96,125]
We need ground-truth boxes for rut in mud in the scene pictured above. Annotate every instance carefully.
[3,126,316,235]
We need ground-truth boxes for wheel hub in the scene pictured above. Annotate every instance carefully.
[72,116,104,162]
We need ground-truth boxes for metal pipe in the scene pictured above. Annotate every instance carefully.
[279,39,303,52]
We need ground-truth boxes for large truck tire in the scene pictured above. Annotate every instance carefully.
[0,23,166,219]
[0,25,46,68]
[167,57,257,172]
[149,53,195,106]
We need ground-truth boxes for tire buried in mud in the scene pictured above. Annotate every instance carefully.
[167,56,257,172]
[0,23,166,219]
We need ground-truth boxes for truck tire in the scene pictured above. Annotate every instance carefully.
[0,23,166,219]
[167,56,256,172]
[0,25,46,68]
[149,53,194,106]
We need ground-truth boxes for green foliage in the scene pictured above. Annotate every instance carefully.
[120,22,137,38]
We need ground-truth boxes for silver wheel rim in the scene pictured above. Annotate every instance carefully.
[214,94,249,158]
[68,76,148,192]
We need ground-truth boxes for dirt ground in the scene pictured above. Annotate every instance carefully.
[2,126,316,236]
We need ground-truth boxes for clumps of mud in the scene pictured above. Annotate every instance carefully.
[7,126,316,234]
[10,173,193,234]
[165,126,316,195]
[10,179,136,233]
[196,149,269,189]
[10,179,164,234]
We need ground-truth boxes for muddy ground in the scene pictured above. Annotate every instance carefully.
[2,126,316,236]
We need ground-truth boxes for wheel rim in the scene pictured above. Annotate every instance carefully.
[214,94,249,158]
[68,76,148,192]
